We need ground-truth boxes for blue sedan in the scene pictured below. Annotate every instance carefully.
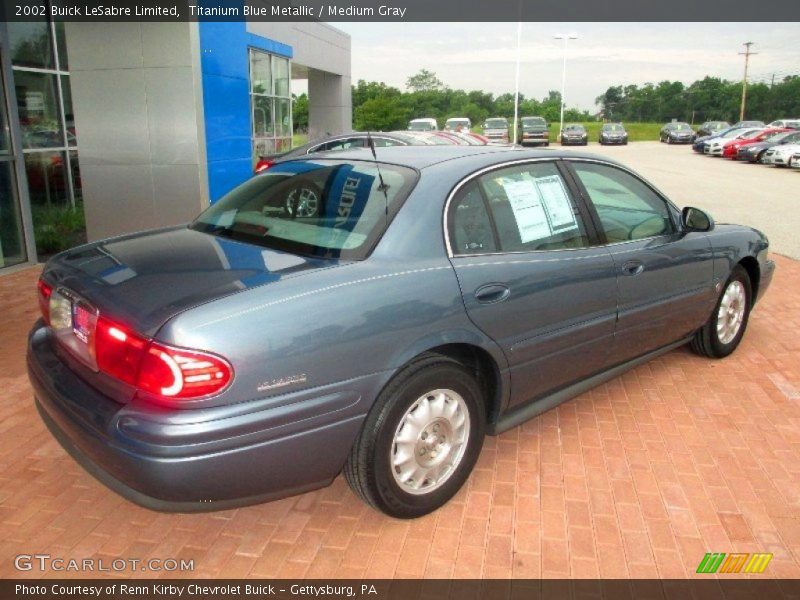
[29,146,774,518]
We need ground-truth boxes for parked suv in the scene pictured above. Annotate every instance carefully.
[444,117,472,133]
[482,117,510,144]
[519,116,549,146]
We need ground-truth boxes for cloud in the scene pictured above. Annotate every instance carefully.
[330,22,800,110]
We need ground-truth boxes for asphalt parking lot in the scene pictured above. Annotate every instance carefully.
[1,146,800,580]
[572,141,800,260]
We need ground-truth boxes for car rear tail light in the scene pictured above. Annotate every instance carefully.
[254,159,274,173]
[95,316,148,386]
[37,278,52,324]
[87,313,234,400]
[137,341,233,399]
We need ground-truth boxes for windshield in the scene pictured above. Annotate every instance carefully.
[770,131,797,142]
[484,119,508,129]
[446,119,469,127]
[673,123,692,131]
[191,160,417,260]
[522,118,545,127]
[408,121,435,131]
[564,125,584,132]
[602,124,624,131]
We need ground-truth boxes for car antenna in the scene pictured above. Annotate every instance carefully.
[366,132,390,216]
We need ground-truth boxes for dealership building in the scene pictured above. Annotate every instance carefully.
[0,17,352,271]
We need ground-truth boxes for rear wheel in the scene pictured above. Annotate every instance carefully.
[690,265,752,358]
[344,354,485,518]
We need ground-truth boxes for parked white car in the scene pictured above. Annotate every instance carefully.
[762,143,800,167]
[705,128,763,156]
[444,117,472,132]
[408,118,438,132]
[767,119,800,129]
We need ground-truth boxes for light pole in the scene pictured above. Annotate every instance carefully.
[512,21,522,145]
[554,33,578,140]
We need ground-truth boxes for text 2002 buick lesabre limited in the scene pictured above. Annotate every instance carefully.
[29,146,774,518]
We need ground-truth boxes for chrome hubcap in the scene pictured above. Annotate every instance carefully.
[286,187,319,217]
[717,280,746,344]
[390,389,470,495]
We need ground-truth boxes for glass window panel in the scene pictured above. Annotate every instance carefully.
[275,98,291,137]
[252,96,273,137]
[0,161,27,266]
[0,72,10,154]
[7,21,54,69]
[272,56,290,97]
[25,151,69,206]
[60,75,76,146]
[253,138,276,161]
[572,162,674,243]
[69,150,82,202]
[250,51,271,95]
[54,22,69,70]
[14,71,63,149]
[275,138,292,153]
[479,162,589,252]
[449,181,497,255]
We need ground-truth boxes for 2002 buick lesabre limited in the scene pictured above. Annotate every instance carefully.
[28,146,774,518]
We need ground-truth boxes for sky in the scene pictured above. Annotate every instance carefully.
[312,22,800,112]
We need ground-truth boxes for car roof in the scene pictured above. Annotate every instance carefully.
[291,144,619,171]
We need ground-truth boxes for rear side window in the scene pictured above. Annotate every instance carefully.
[192,160,417,260]
[449,182,497,255]
[571,162,674,243]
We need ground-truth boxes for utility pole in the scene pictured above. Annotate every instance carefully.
[738,42,758,121]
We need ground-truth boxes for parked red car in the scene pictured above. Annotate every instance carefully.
[722,128,790,159]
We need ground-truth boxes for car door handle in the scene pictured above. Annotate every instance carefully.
[622,261,645,276]
[474,283,510,304]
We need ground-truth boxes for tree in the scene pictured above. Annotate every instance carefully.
[292,93,308,132]
[353,97,411,131]
[406,69,444,93]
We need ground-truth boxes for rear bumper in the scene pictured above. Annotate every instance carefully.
[521,133,548,144]
[28,323,370,512]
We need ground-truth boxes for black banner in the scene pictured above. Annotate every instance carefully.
[4,579,800,600]
[3,0,800,22]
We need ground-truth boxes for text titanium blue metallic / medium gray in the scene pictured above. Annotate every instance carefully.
[28,146,774,518]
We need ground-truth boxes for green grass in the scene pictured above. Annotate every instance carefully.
[292,133,308,147]
[570,122,664,142]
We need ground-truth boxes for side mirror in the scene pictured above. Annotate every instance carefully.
[681,206,714,232]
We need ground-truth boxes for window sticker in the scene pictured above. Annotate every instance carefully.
[535,175,578,232]
[500,179,552,244]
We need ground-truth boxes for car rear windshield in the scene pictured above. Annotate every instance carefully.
[191,160,417,260]
[485,119,508,128]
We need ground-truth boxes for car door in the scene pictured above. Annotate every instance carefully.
[567,160,715,364]
[447,159,618,409]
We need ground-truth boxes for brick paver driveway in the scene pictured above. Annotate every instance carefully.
[2,257,799,579]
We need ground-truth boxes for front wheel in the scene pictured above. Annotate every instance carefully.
[690,265,752,358]
[344,354,485,518]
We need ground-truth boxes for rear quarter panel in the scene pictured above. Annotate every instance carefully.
[155,166,511,413]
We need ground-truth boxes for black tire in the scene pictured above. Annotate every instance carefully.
[544,142,550,147]
[344,353,486,518]
[690,265,752,358]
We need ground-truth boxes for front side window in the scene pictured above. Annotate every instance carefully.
[192,160,417,260]
[571,162,674,244]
